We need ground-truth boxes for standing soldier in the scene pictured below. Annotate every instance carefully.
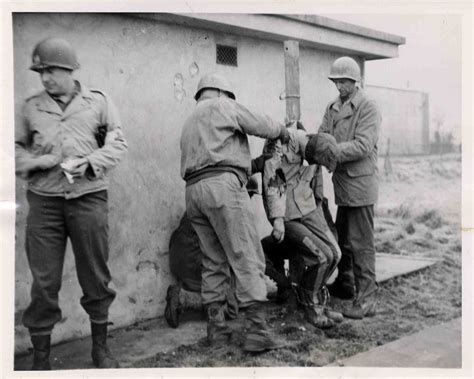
[15,38,128,369]
[304,56,381,319]
[180,73,288,352]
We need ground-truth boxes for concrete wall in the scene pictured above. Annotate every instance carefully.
[365,85,429,155]
[13,12,355,353]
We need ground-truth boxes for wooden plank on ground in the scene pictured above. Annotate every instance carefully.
[376,253,439,283]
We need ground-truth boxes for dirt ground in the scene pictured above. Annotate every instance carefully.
[135,153,462,368]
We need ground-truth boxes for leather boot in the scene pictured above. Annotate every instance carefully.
[343,288,378,319]
[91,322,120,368]
[318,286,344,323]
[343,299,376,319]
[164,284,181,328]
[243,304,285,352]
[30,334,51,370]
[206,302,232,346]
[295,287,335,329]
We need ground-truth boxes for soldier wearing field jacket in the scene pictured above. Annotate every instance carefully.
[304,56,382,319]
[180,72,289,352]
[15,38,127,370]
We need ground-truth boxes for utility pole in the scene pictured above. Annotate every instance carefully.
[262,40,302,219]
[283,40,301,123]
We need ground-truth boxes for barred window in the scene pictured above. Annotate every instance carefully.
[216,44,237,67]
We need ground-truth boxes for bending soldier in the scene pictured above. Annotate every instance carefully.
[180,73,289,352]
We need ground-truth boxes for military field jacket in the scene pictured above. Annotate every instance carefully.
[319,88,381,206]
[262,133,318,221]
[15,83,128,199]
[180,97,284,180]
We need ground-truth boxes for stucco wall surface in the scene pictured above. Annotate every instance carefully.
[365,85,429,155]
[13,12,346,353]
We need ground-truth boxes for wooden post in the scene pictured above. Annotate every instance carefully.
[284,40,300,123]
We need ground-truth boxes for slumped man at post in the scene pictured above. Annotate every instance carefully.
[15,38,128,370]
[180,73,290,352]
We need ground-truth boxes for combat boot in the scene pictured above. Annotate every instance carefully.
[30,334,51,370]
[319,286,344,323]
[206,302,233,346]
[343,289,378,319]
[243,304,285,352]
[91,322,120,368]
[343,299,376,319]
[344,283,378,319]
[295,287,335,329]
[164,284,181,328]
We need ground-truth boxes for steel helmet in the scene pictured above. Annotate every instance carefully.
[328,56,361,82]
[246,176,259,196]
[30,38,80,72]
[194,73,236,100]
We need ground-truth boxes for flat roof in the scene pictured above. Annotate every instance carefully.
[278,14,406,45]
[134,13,405,60]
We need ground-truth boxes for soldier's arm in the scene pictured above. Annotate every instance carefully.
[234,101,288,141]
[85,92,128,178]
[336,100,381,163]
[15,103,60,179]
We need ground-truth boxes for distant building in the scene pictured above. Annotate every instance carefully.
[365,85,430,155]
[13,12,405,352]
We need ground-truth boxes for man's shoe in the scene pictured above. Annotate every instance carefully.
[327,281,355,300]
[30,334,51,370]
[164,284,181,328]
[91,322,120,368]
[343,300,376,319]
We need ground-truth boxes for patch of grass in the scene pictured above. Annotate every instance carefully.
[415,209,445,229]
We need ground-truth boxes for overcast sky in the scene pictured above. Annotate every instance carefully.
[323,13,463,141]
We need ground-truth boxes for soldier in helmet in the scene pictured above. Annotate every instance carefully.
[180,72,291,352]
[15,38,127,369]
[300,56,382,319]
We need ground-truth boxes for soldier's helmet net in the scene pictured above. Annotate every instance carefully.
[30,38,80,72]
[328,56,361,82]
[194,73,236,101]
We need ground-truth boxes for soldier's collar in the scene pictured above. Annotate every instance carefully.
[50,81,80,104]
[332,87,363,110]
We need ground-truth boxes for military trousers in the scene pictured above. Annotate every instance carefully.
[22,190,116,335]
[262,204,341,290]
[185,172,267,308]
[335,205,378,300]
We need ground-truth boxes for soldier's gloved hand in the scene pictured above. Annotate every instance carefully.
[35,153,61,170]
[272,217,285,243]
